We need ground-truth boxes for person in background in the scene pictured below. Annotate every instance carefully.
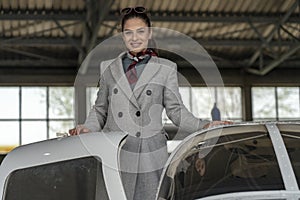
[211,102,221,121]
[70,6,232,200]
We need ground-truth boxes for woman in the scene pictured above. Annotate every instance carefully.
[70,6,230,200]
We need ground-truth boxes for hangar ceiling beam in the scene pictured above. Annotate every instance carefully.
[246,0,299,68]
[1,57,299,69]
[0,9,299,24]
[78,0,114,75]
[0,9,85,21]
[3,37,297,47]
[0,21,81,46]
[105,11,300,23]
[53,19,85,55]
[246,43,300,76]
[0,59,76,67]
[0,46,74,66]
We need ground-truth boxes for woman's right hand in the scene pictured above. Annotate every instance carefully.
[69,124,90,136]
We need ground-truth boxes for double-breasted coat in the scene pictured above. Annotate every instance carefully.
[84,52,209,200]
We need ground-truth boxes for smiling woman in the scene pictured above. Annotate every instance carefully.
[70,6,230,200]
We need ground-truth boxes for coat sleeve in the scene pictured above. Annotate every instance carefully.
[163,63,210,133]
[84,62,110,132]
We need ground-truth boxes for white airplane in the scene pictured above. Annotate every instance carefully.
[0,122,300,200]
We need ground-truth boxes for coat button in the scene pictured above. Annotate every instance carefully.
[146,90,152,95]
[113,88,118,94]
[118,112,123,118]
[135,132,141,137]
[136,111,141,117]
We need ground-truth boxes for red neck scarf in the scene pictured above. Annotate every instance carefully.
[126,49,157,84]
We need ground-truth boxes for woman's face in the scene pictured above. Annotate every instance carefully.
[122,17,152,54]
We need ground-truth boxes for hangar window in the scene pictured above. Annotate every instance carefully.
[86,86,98,116]
[162,87,242,123]
[87,86,242,123]
[252,87,300,121]
[0,86,74,152]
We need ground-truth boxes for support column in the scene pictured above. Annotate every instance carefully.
[75,85,87,124]
[242,84,253,121]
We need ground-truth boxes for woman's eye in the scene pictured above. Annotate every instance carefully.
[124,31,132,36]
[137,29,145,34]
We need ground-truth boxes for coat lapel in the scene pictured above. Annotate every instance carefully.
[133,56,161,99]
[110,53,140,109]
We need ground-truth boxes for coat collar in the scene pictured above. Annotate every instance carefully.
[110,52,138,108]
[109,52,162,108]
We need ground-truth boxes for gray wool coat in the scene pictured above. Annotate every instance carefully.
[84,52,209,200]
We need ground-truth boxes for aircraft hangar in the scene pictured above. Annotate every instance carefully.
[0,0,299,156]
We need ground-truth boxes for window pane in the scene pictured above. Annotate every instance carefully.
[191,87,214,119]
[0,87,19,119]
[49,87,74,119]
[0,122,19,148]
[49,120,74,138]
[179,87,191,111]
[22,87,47,119]
[86,87,98,116]
[252,87,276,120]
[162,109,171,124]
[162,87,192,124]
[277,87,300,119]
[217,87,242,120]
[162,87,242,123]
[22,121,47,145]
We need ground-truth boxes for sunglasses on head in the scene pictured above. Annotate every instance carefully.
[120,6,146,15]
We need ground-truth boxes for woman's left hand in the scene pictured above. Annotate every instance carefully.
[204,121,233,129]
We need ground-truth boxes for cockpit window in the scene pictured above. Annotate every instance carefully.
[172,132,284,199]
[4,156,109,200]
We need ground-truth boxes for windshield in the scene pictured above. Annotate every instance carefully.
[172,130,284,200]
[4,156,109,200]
